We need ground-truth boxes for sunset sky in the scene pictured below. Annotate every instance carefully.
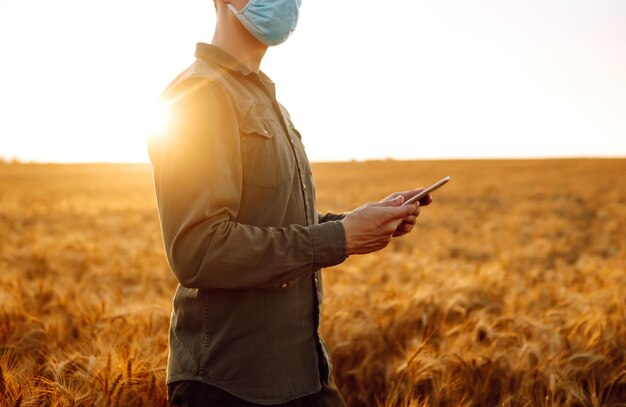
[0,0,625,163]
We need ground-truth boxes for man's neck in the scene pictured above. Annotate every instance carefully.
[211,15,268,73]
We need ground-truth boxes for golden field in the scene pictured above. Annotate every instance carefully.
[1,159,625,406]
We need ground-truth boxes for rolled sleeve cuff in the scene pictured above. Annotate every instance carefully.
[318,212,347,222]
[309,220,347,268]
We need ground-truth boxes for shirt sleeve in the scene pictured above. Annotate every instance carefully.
[148,79,346,290]
[318,212,347,223]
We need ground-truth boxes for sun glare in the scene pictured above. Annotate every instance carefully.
[143,99,171,142]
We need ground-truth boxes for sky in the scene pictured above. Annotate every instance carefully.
[0,0,625,163]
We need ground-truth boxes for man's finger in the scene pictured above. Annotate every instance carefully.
[406,188,425,200]
[382,188,424,203]
[385,202,419,220]
[419,194,433,206]
[393,222,413,237]
[379,195,404,207]
[403,215,417,225]
[399,189,422,201]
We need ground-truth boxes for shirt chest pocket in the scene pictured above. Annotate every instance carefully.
[239,103,295,188]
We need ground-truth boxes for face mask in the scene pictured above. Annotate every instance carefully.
[227,0,302,46]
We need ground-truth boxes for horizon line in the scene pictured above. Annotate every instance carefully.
[1,155,625,165]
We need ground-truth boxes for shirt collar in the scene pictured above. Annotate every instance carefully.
[194,43,275,88]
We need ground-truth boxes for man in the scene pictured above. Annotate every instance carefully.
[148,0,432,405]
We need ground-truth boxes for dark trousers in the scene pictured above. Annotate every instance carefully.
[168,377,347,407]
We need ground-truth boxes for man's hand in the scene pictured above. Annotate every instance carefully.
[381,189,433,237]
[340,196,419,256]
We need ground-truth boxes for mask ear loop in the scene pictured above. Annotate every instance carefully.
[226,3,240,14]
[226,1,251,14]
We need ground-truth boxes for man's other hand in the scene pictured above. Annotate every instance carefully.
[340,196,419,256]
[382,189,433,237]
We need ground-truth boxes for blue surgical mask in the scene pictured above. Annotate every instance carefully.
[227,0,302,46]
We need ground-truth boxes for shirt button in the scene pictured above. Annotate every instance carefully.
[281,282,288,288]
[314,277,318,284]
[303,185,307,191]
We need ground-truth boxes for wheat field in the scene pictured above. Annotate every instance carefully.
[1,159,625,406]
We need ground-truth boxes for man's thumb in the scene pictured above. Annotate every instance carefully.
[381,195,404,207]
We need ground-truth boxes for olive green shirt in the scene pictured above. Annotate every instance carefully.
[148,43,347,404]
